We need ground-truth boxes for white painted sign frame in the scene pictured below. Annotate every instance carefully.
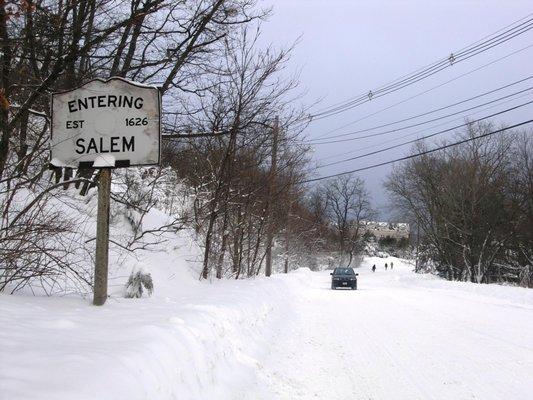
[51,77,161,169]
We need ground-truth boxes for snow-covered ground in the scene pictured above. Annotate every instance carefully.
[2,257,532,400]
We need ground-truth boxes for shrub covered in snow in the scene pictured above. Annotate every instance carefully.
[124,270,154,298]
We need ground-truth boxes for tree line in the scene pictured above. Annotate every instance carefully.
[386,122,532,287]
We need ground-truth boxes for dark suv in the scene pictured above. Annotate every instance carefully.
[330,267,358,290]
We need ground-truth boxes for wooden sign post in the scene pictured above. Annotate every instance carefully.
[93,168,111,306]
[51,77,161,305]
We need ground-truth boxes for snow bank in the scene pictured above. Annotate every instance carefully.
[0,260,311,400]
[361,255,533,307]
[0,174,315,399]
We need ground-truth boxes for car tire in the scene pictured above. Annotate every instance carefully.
[331,284,335,290]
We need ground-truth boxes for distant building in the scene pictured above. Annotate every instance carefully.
[360,221,410,240]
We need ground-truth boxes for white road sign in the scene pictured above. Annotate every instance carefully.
[51,77,161,168]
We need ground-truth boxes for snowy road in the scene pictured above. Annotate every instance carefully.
[243,259,533,400]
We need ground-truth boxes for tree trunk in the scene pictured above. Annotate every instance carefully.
[265,116,279,277]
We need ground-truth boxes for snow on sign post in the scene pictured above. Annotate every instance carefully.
[51,77,161,306]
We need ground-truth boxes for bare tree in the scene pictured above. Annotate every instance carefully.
[386,122,533,286]
[167,25,306,279]
[323,174,373,267]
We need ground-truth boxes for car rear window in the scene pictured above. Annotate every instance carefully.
[334,268,355,275]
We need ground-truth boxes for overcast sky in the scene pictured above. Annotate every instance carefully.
[259,0,532,219]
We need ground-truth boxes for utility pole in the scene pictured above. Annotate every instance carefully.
[284,223,289,274]
[93,168,111,305]
[265,116,279,277]
[284,199,292,274]
[283,231,289,273]
[414,220,420,273]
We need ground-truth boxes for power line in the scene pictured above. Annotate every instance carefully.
[301,119,533,184]
[307,86,533,145]
[314,99,533,169]
[310,24,532,120]
[307,13,533,118]
[302,16,533,122]
[303,76,531,142]
[315,90,533,164]
[306,18,533,119]
[311,42,533,139]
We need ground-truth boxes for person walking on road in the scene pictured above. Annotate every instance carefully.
[372,265,376,273]
[391,262,393,270]
[385,263,388,270]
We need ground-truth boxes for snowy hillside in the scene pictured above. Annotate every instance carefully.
[2,256,532,400]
